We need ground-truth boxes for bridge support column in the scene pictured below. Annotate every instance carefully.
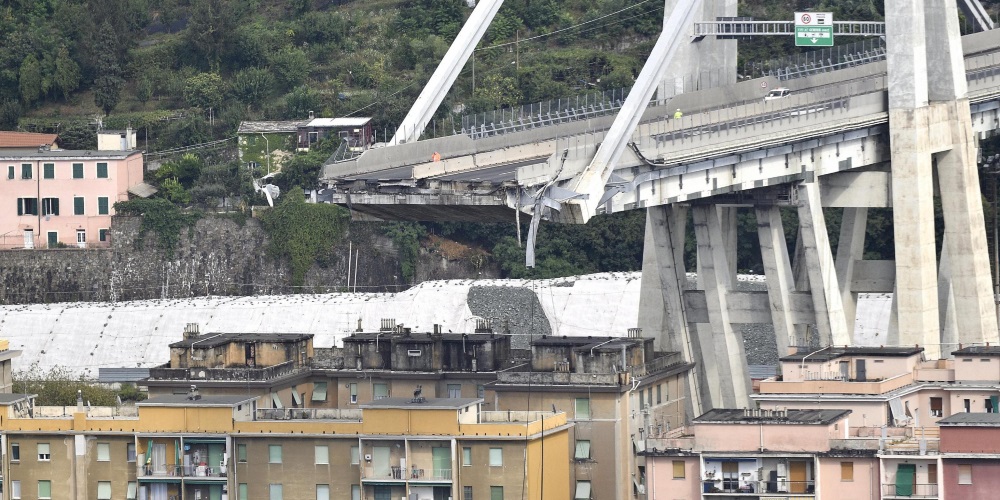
[797,181,851,347]
[886,0,998,357]
[692,205,750,409]
[937,116,1000,347]
[756,206,795,356]
[659,0,738,100]
[639,205,705,418]
[835,207,868,340]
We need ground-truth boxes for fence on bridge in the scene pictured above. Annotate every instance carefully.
[757,37,887,80]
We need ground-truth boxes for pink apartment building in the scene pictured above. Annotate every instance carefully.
[1,149,144,249]
[642,408,881,500]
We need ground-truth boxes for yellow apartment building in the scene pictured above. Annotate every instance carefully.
[0,390,569,500]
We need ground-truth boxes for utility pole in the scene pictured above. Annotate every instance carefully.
[515,30,519,71]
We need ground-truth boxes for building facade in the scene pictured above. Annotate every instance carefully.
[0,391,568,500]
[0,149,143,249]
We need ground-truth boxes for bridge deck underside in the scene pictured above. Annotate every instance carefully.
[346,203,518,222]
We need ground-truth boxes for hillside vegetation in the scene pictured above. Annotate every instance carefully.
[8,0,995,282]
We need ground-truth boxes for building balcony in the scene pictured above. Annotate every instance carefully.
[701,479,814,496]
[405,467,453,481]
[758,372,913,395]
[138,463,227,480]
[362,466,407,481]
[881,483,938,499]
[148,360,304,382]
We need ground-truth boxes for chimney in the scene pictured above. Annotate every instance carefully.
[183,323,200,340]
[188,385,201,401]
[308,110,315,119]
[76,390,84,412]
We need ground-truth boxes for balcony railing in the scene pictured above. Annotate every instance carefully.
[882,483,939,498]
[138,463,227,479]
[362,466,454,481]
[149,360,304,382]
[255,408,362,421]
[702,479,815,495]
[478,410,557,423]
[407,468,453,480]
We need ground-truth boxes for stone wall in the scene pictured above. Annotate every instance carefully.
[0,216,499,304]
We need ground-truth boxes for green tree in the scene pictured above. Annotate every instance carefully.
[155,153,204,188]
[58,122,98,150]
[183,72,224,110]
[285,85,321,118]
[135,73,154,104]
[93,22,125,115]
[0,100,21,129]
[268,47,310,93]
[187,0,238,71]
[229,67,274,109]
[470,74,522,112]
[18,54,42,105]
[54,45,80,101]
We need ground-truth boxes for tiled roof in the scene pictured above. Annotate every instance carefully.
[0,131,58,148]
[237,120,308,134]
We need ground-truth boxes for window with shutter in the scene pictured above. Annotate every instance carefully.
[672,460,686,479]
[97,162,108,178]
[74,196,84,215]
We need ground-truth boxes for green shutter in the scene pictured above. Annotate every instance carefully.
[52,198,59,216]
[74,197,84,215]
[21,163,31,179]
[47,232,58,247]
[896,463,915,496]
[73,163,83,178]
[38,480,51,498]
[99,229,108,242]
[43,163,54,179]
[16,198,23,216]
[97,162,108,178]
[6,166,12,179]
[98,197,109,215]
[992,395,999,413]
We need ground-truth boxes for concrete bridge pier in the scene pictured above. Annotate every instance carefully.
[886,0,998,357]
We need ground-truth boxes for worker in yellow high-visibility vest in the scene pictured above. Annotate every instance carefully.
[673,108,683,119]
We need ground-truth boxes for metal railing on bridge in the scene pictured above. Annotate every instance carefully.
[757,37,887,80]
[459,86,631,139]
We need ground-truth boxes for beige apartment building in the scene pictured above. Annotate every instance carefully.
[142,322,693,500]
[0,390,569,500]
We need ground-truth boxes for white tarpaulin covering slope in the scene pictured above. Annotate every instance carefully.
[0,273,890,376]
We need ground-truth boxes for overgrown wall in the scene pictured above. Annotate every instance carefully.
[0,216,498,304]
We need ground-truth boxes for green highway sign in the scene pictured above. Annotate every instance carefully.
[794,11,834,47]
[795,26,834,46]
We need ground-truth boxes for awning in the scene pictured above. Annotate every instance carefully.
[271,392,284,409]
[291,389,302,406]
[889,397,907,424]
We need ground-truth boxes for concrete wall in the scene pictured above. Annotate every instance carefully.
[943,459,1000,497]
[693,422,839,453]
[647,455,701,499]
[941,426,1000,453]
[817,457,879,500]
[954,355,1000,381]
[0,216,498,305]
